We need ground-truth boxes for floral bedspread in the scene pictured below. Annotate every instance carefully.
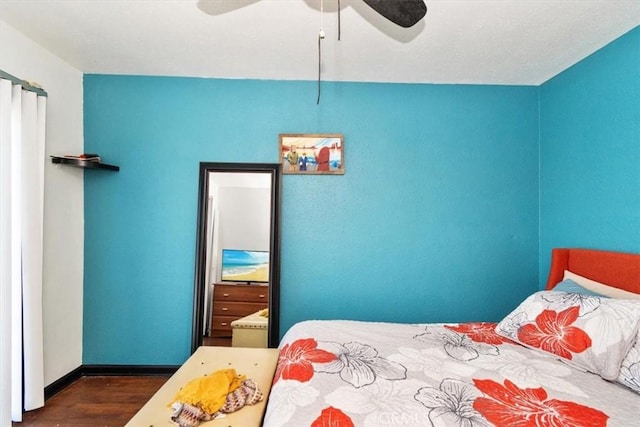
[263,320,638,427]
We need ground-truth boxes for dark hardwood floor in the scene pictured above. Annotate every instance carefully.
[12,375,169,427]
[202,336,231,347]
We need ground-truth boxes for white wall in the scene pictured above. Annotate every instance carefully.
[0,21,84,386]
[217,186,271,271]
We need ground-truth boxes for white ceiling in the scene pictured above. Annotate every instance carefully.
[1,0,639,85]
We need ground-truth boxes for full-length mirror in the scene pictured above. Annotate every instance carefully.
[191,162,281,352]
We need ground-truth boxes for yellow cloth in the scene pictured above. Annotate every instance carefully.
[170,368,246,414]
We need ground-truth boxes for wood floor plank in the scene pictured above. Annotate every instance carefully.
[13,376,168,427]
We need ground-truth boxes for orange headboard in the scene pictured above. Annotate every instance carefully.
[545,248,640,293]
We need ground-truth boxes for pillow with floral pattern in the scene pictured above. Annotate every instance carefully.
[551,280,640,393]
[496,290,640,380]
[618,336,640,393]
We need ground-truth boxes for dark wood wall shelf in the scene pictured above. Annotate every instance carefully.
[51,156,119,171]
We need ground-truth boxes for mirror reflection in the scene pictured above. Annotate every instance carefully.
[192,163,281,352]
[204,172,271,347]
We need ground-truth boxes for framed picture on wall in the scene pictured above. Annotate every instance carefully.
[279,134,344,175]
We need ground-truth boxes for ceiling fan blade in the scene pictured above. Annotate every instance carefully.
[362,0,427,28]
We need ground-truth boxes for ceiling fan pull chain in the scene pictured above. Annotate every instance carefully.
[317,0,325,104]
[317,33,322,105]
[338,0,341,41]
[319,0,325,38]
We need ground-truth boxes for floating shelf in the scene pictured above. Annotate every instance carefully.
[51,156,119,171]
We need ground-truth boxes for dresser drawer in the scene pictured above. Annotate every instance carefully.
[211,315,236,335]
[214,284,269,303]
[213,301,268,317]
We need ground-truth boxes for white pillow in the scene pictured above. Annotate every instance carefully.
[563,270,640,300]
[618,334,640,394]
[496,290,640,380]
[555,272,640,393]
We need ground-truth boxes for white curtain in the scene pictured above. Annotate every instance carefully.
[0,75,47,423]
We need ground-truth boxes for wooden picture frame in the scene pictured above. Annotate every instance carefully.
[279,134,344,175]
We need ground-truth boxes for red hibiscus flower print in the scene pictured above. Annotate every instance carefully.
[311,406,355,427]
[445,322,513,345]
[273,338,337,384]
[473,378,608,427]
[517,306,592,360]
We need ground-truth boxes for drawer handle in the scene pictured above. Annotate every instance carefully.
[221,322,228,326]
[259,294,266,298]
[222,307,228,311]
[223,293,230,297]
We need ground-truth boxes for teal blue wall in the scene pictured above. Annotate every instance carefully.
[83,78,539,364]
[539,26,640,283]
[82,26,640,366]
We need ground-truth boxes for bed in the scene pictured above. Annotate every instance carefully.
[263,248,640,427]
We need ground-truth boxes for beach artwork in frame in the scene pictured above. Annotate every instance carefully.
[279,134,344,175]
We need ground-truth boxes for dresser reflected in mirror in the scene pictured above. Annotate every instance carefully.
[191,163,281,352]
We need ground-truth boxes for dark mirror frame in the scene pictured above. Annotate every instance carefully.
[191,162,282,353]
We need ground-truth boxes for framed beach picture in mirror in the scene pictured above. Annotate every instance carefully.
[279,134,344,175]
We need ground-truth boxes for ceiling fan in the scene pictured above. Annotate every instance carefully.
[201,0,427,29]
[361,0,427,28]
[312,0,427,103]
[201,0,428,102]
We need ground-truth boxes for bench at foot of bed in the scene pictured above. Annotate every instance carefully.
[126,346,279,427]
